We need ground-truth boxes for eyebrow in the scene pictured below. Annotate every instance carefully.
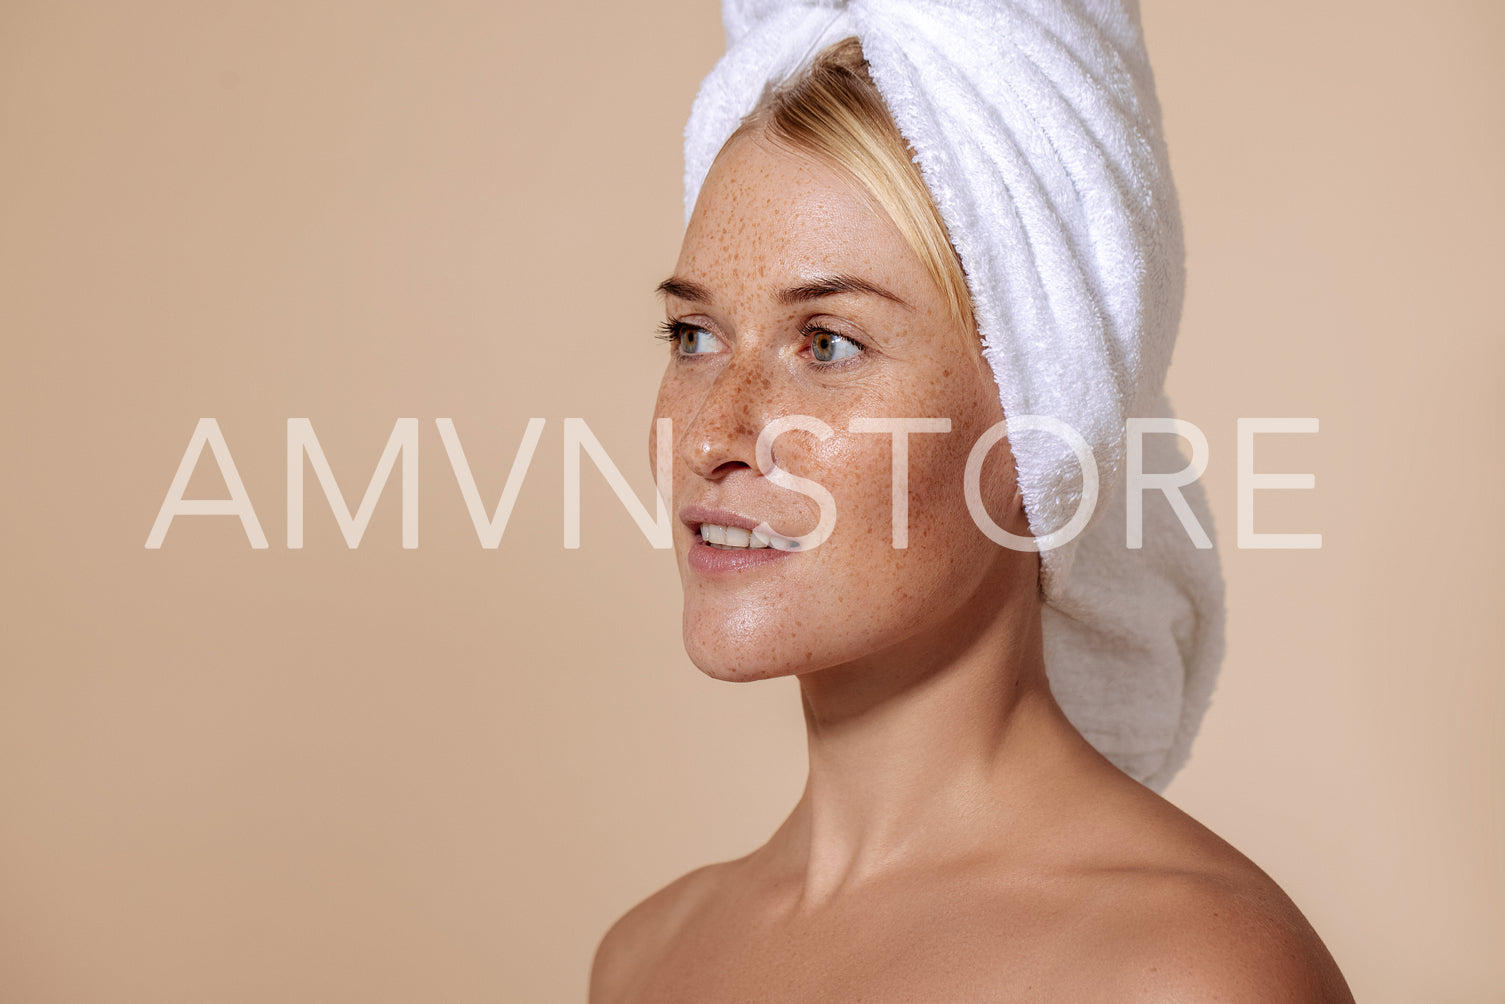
[655,273,912,310]
[655,276,714,303]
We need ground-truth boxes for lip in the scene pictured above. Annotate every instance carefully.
[680,504,798,576]
[680,505,766,534]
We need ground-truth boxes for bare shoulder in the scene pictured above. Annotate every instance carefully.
[983,769,1355,1002]
[1072,862,1349,1002]
[1064,795,1354,1003]
[588,860,728,1004]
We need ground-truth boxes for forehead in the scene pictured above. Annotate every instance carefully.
[678,133,932,307]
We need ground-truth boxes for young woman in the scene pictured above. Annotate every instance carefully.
[592,15,1351,1002]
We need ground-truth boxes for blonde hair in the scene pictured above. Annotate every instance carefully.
[735,36,975,334]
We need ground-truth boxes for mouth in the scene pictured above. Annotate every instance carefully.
[681,505,802,574]
[695,523,799,551]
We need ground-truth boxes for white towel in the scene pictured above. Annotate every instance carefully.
[682,0,1225,791]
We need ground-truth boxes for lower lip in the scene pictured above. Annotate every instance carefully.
[687,538,796,575]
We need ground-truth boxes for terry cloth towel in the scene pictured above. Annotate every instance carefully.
[682,0,1226,791]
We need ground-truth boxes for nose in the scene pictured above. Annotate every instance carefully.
[678,354,768,482]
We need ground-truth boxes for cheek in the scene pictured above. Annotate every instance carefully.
[779,397,1013,552]
[894,433,996,563]
[816,430,987,570]
[649,369,692,472]
[931,368,1019,529]
[651,367,682,426]
[822,434,904,547]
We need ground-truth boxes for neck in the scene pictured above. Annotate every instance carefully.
[763,568,1090,905]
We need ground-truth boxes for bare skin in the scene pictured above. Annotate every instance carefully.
[591,132,1352,1002]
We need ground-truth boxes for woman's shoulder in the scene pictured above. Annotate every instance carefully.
[588,859,733,1003]
[588,786,1352,1001]
[1030,787,1353,1001]
[1061,857,1352,1001]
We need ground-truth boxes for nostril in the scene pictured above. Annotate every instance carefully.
[710,459,752,479]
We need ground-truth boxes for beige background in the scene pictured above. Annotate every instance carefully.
[2,1,1501,1001]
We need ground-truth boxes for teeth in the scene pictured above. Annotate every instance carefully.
[698,523,773,549]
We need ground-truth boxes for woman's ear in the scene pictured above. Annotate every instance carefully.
[988,428,1032,540]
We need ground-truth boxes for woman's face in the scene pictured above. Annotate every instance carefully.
[651,132,1031,682]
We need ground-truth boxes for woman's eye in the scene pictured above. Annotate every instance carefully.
[809,329,863,363]
[681,326,722,355]
[659,322,723,356]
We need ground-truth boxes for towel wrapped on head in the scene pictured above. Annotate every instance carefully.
[682,0,1225,791]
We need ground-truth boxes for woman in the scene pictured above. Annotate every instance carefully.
[593,4,1351,999]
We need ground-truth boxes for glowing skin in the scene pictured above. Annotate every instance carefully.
[650,131,1035,686]
[596,132,1353,1004]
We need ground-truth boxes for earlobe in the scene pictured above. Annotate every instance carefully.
[1004,477,1033,540]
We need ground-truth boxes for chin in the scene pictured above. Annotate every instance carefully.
[684,647,786,683]
[680,604,830,683]
[682,624,787,684]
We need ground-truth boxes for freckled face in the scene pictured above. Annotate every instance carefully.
[650,132,1028,682]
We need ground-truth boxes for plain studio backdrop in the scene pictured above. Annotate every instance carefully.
[1,2,1501,1001]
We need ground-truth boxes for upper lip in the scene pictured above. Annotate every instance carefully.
[679,505,766,533]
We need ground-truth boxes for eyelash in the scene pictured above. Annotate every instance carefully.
[654,319,692,346]
[655,320,867,367]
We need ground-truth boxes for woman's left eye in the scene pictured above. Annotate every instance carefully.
[808,329,864,364]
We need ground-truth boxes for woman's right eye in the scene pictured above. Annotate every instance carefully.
[658,321,723,356]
